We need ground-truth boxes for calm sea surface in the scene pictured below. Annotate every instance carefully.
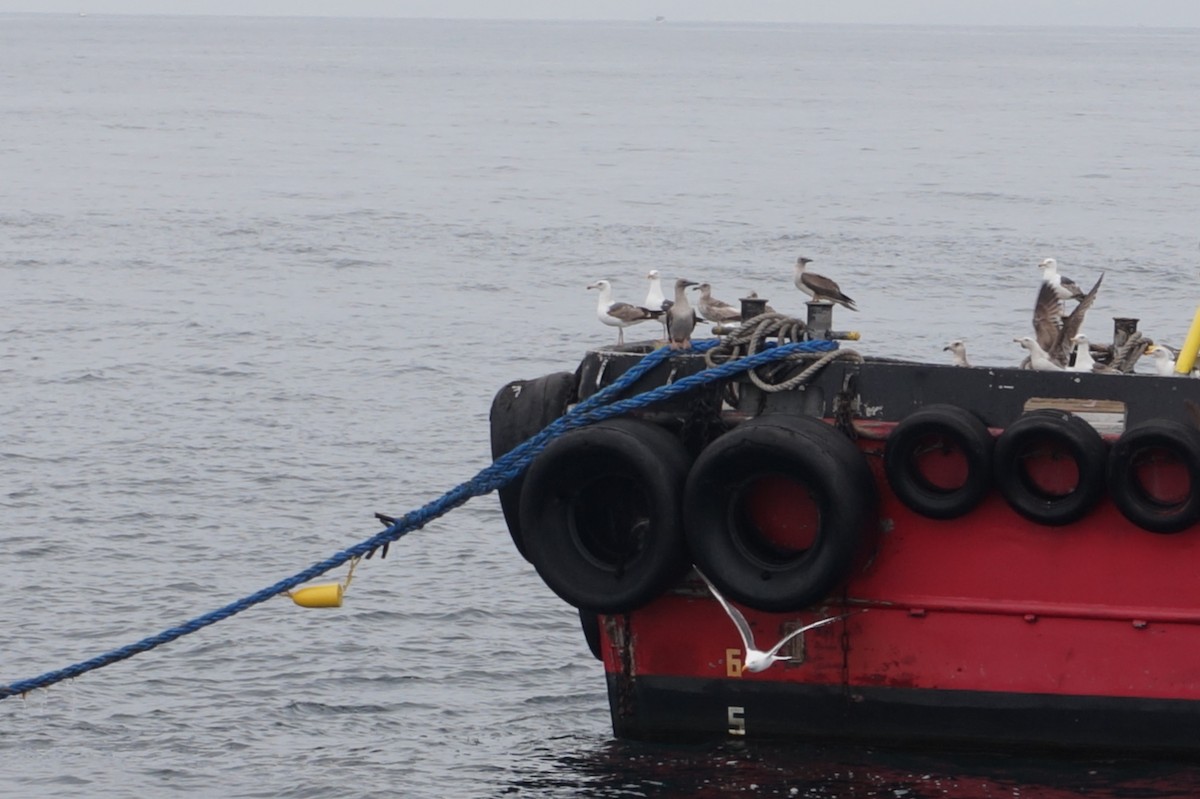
[3,13,1200,798]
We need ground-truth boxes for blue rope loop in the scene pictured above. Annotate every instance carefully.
[0,337,838,700]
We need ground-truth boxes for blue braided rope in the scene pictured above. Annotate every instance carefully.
[0,338,837,700]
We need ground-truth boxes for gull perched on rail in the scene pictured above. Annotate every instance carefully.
[697,570,850,674]
[695,282,742,325]
[587,279,659,345]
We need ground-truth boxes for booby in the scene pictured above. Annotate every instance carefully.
[1014,336,1064,371]
[587,279,658,345]
[695,283,741,324]
[943,340,970,367]
[697,570,850,674]
[1069,335,1119,374]
[793,256,857,311]
[666,278,698,349]
[1038,258,1086,302]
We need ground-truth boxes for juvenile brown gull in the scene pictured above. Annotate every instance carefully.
[943,340,970,367]
[695,283,742,324]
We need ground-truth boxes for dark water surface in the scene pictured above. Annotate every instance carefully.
[3,14,1200,798]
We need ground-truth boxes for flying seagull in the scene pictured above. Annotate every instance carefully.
[1038,258,1087,302]
[587,279,659,345]
[944,340,970,367]
[697,570,851,674]
[695,282,742,325]
[793,256,857,311]
[666,278,699,349]
[1032,273,1104,367]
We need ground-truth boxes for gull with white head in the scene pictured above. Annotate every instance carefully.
[1038,258,1087,302]
[1014,335,1064,371]
[587,279,659,345]
[1069,335,1119,374]
[697,570,851,674]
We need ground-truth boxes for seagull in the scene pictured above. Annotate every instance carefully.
[746,291,777,315]
[1038,258,1087,302]
[793,256,857,311]
[666,278,698,349]
[1069,335,1119,374]
[1145,345,1193,377]
[697,570,851,674]
[587,279,659,345]
[1032,273,1103,367]
[1014,335,1064,371]
[944,339,970,367]
[645,269,666,311]
[695,283,742,325]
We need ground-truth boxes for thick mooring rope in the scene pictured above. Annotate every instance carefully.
[0,336,838,700]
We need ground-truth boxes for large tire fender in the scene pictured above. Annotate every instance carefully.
[518,418,691,614]
[1108,419,1200,534]
[883,404,993,519]
[992,410,1106,526]
[684,414,877,613]
[489,372,577,560]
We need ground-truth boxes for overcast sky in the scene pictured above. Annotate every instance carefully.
[3,1,1200,27]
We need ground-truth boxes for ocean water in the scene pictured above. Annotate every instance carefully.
[3,13,1200,798]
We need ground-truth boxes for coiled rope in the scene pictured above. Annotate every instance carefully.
[706,313,863,392]
[0,334,839,701]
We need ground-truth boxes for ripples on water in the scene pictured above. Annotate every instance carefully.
[3,13,1200,798]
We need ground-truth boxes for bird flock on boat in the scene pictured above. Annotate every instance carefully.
[950,257,1189,376]
[588,254,1189,376]
[588,256,853,350]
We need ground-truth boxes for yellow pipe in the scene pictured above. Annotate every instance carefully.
[1176,306,1200,374]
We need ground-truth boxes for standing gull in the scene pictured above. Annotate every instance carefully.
[695,283,742,325]
[666,278,698,349]
[793,256,857,311]
[944,340,971,367]
[1014,336,1064,371]
[645,269,670,339]
[1069,335,1119,374]
[645,269,666,311]
[587,279,659,345]
[697,571,850,674]
[1038,258,1086,302]
[1145,345,1194,377]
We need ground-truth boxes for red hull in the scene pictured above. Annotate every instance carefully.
[599,429,1200,747]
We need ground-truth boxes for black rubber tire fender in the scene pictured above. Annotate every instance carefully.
[518,418,691,614]
[883,404,993,519]
[489,372,577,560]
[1107,418,1200,534]
[992,409,1107,526]
[683,414,877,613]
